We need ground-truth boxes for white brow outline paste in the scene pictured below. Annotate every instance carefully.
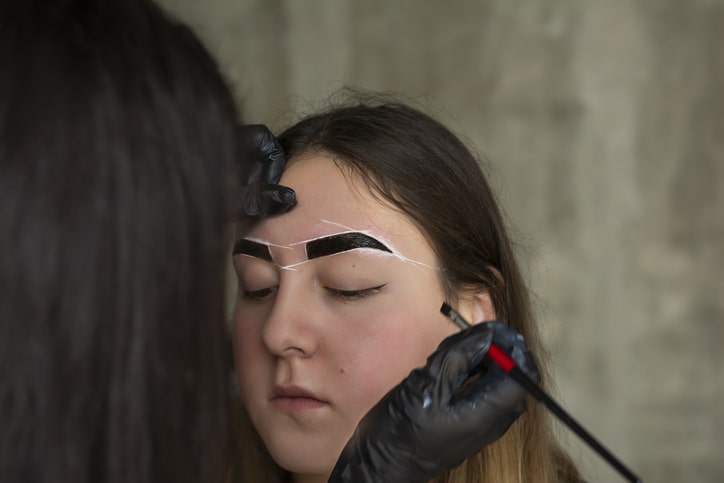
[235,220,438,272]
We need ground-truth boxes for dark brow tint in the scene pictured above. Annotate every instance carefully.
[306,232,392,260]
[232,238,273,261]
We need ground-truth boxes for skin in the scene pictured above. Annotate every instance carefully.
[231,154,492,483]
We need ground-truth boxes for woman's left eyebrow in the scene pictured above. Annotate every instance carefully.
[232,238,272,261]
[306,232,392,260]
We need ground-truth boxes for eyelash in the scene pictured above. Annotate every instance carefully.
[241,284,387,302]
[242,287,277,301]
[326,284,387,301]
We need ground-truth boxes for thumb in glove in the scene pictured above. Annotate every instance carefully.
[328,320,540,483]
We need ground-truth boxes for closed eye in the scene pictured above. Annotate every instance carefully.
[242,286,278,301]
[326,284,387,301]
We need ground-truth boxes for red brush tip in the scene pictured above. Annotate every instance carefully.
[487,344,516,373]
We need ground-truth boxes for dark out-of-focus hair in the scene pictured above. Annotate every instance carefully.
[0,1,240,482]
[232,93,582,482]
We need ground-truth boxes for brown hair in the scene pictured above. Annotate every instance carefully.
[231,93,581,482]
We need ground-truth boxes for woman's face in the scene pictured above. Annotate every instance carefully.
[231,154,458,481]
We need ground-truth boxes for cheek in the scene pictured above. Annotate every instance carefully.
[335,305,453,419]
[231,308,267,390]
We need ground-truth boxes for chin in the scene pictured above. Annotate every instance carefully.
[272,450,335,477]
[262,434,341,477]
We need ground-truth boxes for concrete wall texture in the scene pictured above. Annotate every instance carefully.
[159,1,724,481]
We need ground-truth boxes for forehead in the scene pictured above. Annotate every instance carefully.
[243,154,434,263]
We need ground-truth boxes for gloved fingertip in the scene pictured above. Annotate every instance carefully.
[255,186,296,216]
[453,322,495,365]
[452,368,529,425]
[485,321,541,383]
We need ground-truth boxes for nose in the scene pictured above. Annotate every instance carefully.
[262,279,320,358]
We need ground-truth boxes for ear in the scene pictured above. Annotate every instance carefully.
[455,289,496,326]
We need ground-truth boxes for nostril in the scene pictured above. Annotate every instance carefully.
[282,345,313,358]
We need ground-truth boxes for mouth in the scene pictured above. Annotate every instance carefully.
[271,384,329,412]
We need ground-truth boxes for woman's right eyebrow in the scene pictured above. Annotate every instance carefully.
[232,238,272,261]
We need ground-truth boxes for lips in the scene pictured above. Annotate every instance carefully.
[272,384,328,412]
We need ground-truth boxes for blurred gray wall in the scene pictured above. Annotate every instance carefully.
[158,1,724,481]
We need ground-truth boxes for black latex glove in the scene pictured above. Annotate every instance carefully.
[328,321,540,483]
[228,124,296,219]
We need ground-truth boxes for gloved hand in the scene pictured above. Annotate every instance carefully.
[328,321,540,483]
[228,124,296,219]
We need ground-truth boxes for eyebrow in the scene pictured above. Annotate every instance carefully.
[232,238,273,261]
[306,232,392,260]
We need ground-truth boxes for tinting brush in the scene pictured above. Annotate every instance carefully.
[440,302,642,483]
